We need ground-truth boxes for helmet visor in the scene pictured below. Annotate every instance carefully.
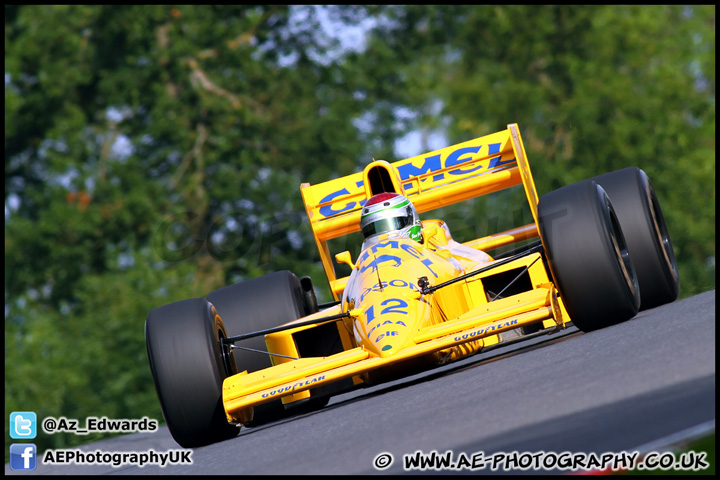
[361,214,413,239]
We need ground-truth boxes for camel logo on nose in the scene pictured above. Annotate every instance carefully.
[359,254,402,274]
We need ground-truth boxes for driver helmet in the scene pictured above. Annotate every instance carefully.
[360,192,422,243]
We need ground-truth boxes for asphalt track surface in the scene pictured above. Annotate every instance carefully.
[7,290,715,475]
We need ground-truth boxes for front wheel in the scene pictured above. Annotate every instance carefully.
[206,270,324,425]
[590,167,679,310]
[145,298,238,448]
[538,180,640,332]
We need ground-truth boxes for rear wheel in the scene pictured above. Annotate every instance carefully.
[206,270,319,425]
[145,298,238,448]
[590,167,679,309]
[538,180,640,332]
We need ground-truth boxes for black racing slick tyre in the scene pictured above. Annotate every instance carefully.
[145,298,238,448]
[538,180,640,332]
[205,270,312,425]
[590,167,679,310]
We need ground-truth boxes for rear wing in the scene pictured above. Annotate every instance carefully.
[301,123,541,299]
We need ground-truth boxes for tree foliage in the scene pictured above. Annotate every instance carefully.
[5,5,714,458]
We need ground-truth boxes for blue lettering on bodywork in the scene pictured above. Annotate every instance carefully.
[368,321,406,337]
[445,146,483,175]
[375,330,399,342]
[359,254,402,274]
[453,319,519,342]
[357,240,399,266]
[398,154,444,182]
[360,279,418,303]
[319,188,355,217]
[261,375,327,398]
[401,243,423,259]
[317,143,515,218]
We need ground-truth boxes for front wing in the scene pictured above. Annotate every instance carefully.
[222,278,567,423]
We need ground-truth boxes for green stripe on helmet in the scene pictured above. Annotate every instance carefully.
[361,198,410,218]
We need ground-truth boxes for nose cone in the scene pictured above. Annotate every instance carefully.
[346,237,454,358]
[353,287,430,358]
[372,326,402,358]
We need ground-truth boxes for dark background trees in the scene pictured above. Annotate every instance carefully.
[5,5,714,456]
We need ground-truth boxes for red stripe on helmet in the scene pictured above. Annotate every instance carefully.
[365,192,400,206]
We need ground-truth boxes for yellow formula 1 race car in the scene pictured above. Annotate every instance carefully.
[145,124,679,448]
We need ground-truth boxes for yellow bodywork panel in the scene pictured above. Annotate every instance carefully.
[301,124,537,300]
[222,124,572,425]
[223,284,566,423]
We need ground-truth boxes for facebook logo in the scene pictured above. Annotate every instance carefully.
[10,444,37,471]
[10,411,37,439]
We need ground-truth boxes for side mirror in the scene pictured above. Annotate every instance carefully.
[422,224,439,248]
[335,251,356,269]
